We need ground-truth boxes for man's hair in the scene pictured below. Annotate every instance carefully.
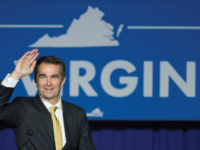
[34,56,66,81]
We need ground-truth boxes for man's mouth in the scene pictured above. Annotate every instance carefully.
[45,88,54,92]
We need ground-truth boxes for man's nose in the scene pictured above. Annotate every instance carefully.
[47,78,51,86]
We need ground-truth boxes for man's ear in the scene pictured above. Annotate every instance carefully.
[34,76,38,87]
[61,77,66,88]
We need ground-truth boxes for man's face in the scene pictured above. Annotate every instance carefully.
[35,62,65,103]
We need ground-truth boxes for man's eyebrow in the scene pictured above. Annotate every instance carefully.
[39,74,46,77]
[52,74,60,77]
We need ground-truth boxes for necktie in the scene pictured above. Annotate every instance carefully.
[50,106,63,150]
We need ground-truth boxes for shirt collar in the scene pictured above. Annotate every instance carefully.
[41,97,63,111]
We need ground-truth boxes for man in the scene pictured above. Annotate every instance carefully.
[0,49,96,150]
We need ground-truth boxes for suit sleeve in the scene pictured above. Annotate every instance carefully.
[0,84,27,127]
[78,111,96,150]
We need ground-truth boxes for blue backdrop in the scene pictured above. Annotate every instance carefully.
[0,0,199,120]
[1,0,200,150]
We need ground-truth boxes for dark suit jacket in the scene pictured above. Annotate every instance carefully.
[0,84,96,150]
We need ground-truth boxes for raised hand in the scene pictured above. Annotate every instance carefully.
[10,49,39,80]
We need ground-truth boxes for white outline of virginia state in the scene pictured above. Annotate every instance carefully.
[86,108,103,117]
[29,6,119,48]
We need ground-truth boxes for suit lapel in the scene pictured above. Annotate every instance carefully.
[33,95,55,149]
[62,100,73,150]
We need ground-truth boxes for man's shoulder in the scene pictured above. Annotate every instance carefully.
[14,96,34,100]
[12,96,35,104]
[62,100,85,113]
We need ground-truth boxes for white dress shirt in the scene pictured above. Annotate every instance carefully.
[1,73,67,147]
[41,97,66,146]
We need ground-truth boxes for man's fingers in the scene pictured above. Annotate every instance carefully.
[21,51,31,59]
[27,49,38,60]
[29,52,39,64]
[25,49,37,59]
[30,60,37,72]
[26,49,38,61]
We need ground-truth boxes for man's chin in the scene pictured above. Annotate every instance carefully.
[39,91,60,102]
[40,94,55,101]
[44,95,55,100]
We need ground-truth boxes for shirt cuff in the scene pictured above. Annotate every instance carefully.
[1,73,19,88]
